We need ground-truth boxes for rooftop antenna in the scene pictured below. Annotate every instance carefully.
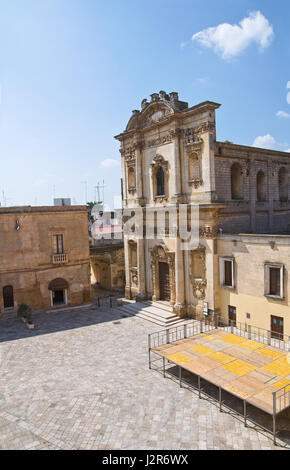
[2,190,6,207]
[95,180,106,208]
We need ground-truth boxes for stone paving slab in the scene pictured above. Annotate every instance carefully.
[0,306,287,450]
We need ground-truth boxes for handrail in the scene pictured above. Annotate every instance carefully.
[273,382,290,414]
[148,314,290,352]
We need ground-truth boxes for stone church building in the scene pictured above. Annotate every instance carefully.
[115,91,290,337]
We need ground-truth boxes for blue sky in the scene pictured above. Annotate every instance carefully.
[0,0,289,208]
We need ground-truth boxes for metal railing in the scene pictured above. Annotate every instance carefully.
[52,253,68,264]
[148,315,290,352]
[148,315,290,445]
[274,383,290,415]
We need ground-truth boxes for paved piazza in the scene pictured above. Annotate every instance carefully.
[0,305,286,450]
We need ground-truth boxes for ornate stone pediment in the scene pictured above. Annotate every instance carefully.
[151,154,168,169]
[126,102,174,132]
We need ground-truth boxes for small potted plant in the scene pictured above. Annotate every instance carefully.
[17,304,34,329]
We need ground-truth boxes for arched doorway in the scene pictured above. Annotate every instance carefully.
[48,278,68,306]
[3,285,14,309]
[150,245,175,305]
[159,262,170,301]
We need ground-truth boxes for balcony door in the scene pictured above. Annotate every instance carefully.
[271,315,284,340]
[228,305,237,327]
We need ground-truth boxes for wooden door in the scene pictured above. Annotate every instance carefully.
[159,262,170,301]
[271,315,284,340]
[3,286,14,309]
[228,305,236,327]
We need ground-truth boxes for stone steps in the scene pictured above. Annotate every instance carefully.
[117,300,185,327]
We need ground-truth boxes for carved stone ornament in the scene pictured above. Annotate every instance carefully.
[130,268,138,287]
[185,140,204,189]
[184,122,215,144]
[141,103,172,128]
[199,225,219,239]
[192,279,207,300]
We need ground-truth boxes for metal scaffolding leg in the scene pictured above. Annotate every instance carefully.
[198,376,201,398]
[219,387,222,412]
[273,393,277,446]
[179,366,182,388]
[163,357,165,378]
[244,401,247,427]
[148,349,151,370]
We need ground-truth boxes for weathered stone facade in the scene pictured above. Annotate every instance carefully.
[0,206,91,313]
[215,142,290,234]
[115,91,290,335]
[90,241,125,291]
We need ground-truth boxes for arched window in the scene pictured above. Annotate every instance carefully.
[257,170,266,201]
[279,167,288,201]
[156,167,165,196]
[231,163,243,200]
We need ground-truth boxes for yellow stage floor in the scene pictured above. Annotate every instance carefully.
[152,329,290,415]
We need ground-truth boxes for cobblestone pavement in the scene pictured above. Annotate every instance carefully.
[0,306,286,450]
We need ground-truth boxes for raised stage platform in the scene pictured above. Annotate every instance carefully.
[149,322,290,445]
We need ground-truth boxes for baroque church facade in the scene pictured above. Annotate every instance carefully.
[115,91,290,336]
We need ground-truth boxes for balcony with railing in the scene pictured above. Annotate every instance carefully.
[52,253,68,264]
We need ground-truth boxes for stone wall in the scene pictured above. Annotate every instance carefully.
[0,206,91,313]
[90,243,125,292]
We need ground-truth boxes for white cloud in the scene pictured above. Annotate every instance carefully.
[100,158,120,169]
[286,149,290,153]
[253,134,276,149]
[192,11,273,59]
[287,81,290,104]
[276,110,290,118]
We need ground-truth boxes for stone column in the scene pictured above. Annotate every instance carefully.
[136,238,146,301]
[174,237,186,317]
[124,239,131,299]
[135,142,145,206]
[172,130,183,202]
